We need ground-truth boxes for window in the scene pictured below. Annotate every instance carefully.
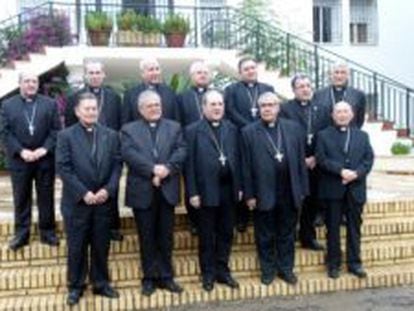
[313,0,342,44]
[349,0,378,45]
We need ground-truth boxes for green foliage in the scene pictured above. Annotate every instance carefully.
[85,11,113,32]
[138,15,162,34]
[117,9,137,31]
[165,73,191,93]
[391,141,412,155]
[162,14,190,35]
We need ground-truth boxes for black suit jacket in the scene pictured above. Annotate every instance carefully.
[280,99,330,156]
[241,119,309,211]
[316,126,374,204]
[313,85,366,128]
[65,86,122,131]
[224,81,274,128]
[122,83,177,124]
[176,87,205,127]
[56,123,122,218]
[0,94,60,170]
[185,119,241,206]
[121,118,186,209]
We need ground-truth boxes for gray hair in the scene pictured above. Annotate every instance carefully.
[84,60,105,72]
[137,90,161,109]
[257,92,281,106]
[18,71,38,83]
[333,100,353,112]
[139,57,160,72]
[331,61,349,72]
[201,89,224,106]
[189,61,209,76]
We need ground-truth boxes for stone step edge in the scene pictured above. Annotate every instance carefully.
[2,199,414,236]
[0,262,414,310]
[1,241,414,291]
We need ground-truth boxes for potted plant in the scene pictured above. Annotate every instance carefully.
[116,9,139,46]
[162,13,190,47]
[85,11,113,46]
[137,14,162,47]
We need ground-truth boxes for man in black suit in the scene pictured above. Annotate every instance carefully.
[280,74,330,251]
[65,60,123,242]
[224,57,275,232]
[242,92,308,286]
[121,90,186,296]
[57,92,121,305]
[185,90,240,292]
[316,101,374,279]
[177,61,211,235]
[0,71,60,250]
[313,63,366,128]
[122,57,177,124]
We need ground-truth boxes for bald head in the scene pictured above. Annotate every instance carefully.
[140,57,161,84]
[189,61,210,87]
[332,101,354,127]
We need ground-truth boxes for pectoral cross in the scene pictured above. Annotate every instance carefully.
[219,153,227,166]
[29,124,34,136]
[307,133,313,145]
[251,107,258,118]
[275,152,284,163]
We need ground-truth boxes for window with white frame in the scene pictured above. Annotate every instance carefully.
[313,0,342,44]
[350,0,378,45]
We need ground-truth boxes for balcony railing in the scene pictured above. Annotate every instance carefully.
[0,1,413,136]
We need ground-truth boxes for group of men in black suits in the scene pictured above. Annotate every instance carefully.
[0,57,373,304]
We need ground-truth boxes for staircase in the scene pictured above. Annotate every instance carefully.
[0,175,414,310]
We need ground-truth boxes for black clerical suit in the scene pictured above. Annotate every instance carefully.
[185,118,240,282]
[177,86,207,232]
[224,81,274,229]
[316,126,374,271]
[280,99,330,246]
[65,86,123,234]
[122,83,177,124]
[0,94,60,241]
[241,119,308,277]
[121,118,186,283]
[56,123,122,292]
[313,85,366,128]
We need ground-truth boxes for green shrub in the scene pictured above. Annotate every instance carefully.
[162,14,190,35]
[391,141,412,155]
[85,11,113,31]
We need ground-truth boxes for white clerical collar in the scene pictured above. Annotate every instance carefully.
[210,121,220,128]
[300,101,309,106]
[149,122,157,128]
[339,126,348,132]
[267,122,276,128]
[247,82,255,88]
[197,87,205,93]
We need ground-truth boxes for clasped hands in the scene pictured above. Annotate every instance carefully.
[341,168,358,184]
[152,164,171,187]
[20,148,47,162]
[83,189,109,205]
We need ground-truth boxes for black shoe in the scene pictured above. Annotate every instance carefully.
[110,230,124,242]
[314,214,325,227]
[9,236,29,251]
[278,271,298,285]
[202,278,214,292]
[328,268,340,279]
[141,280,156,296]
[67,290,82,306]
[158,279,183,293]
[236,223,247,233]
[349,267,367,278]
[260,273,275,286]
[40,234,59,246]
[216,275,239,289]
[301,239,325,251]
[93,286,120,298]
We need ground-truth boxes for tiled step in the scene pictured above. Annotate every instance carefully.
[0,262,414,310]
[2,199,414,239]
[0,238,413,294]
[2,215,414,265]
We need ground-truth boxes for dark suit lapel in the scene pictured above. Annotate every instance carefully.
[257,123,277,160]
[74,124,95,167]
[95,125,108,176]
[199,119,218,153]
[155,119,168,159]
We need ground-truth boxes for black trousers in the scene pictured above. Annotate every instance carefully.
[65,203,111,291]
[185,196,199,228]
[133,189,175,282]
[109,190,121,231]
[236,201,249,227]
[197,182,235,281]
[325,191,363,270]
[10,163,56,239]
[299,170,320,244]
[253,201,298,276]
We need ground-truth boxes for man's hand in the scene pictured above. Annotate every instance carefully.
[153,164,171,179]
[341,169,358,184]
[20,149,37,162]
[189,195,201,209]
[238,191,243,202]
[246,198,257,210]
[152,176,161,187]
[305,156,316,170]
[83,191,97,205]
[33,147,48,160]
[95,189,109,204]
